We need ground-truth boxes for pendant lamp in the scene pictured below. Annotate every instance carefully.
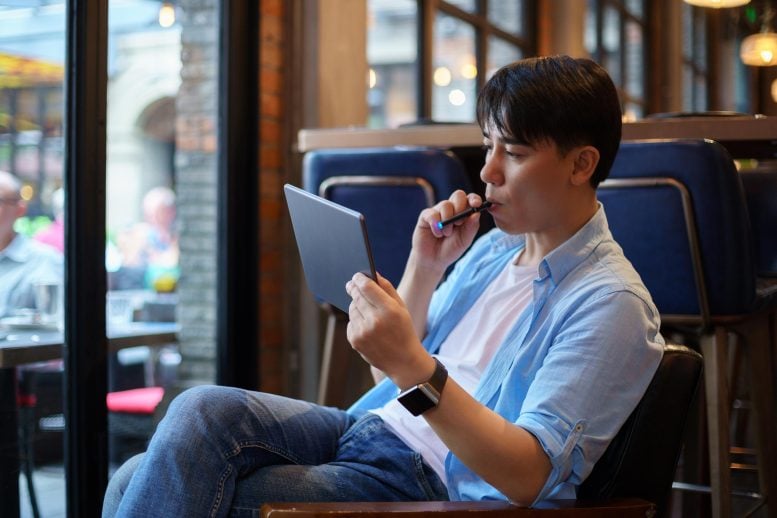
[741,32,777,66]
[683,0,750,7]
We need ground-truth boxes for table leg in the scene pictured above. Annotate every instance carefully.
[0,367,21,517]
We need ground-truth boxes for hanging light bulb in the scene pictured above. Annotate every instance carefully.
[740,7,777,66]
[158,2,175,28]
[683,0,750,7]
[740,32,777,65]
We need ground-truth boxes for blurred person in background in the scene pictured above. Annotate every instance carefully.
[0,170,63,318]
[33,186,65,253]
[112,185,179,292]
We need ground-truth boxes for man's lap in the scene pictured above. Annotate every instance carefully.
[105,386,447,517]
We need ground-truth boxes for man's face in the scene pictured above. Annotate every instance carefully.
[0,183,24,243]
[479,126,578,236]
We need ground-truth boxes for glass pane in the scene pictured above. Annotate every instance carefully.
[442,0,476,14]
[432,13,476,123]
[487,0,524,36]
[105,0,218,473]
[625,19,643,99]
[694,75,708,112]
[584,0,598,56]
[487,37,522,80]
[625,0,644,17]
[623,101,643,121]
[602,4,622,87]
[367,0,418,128]
[0,1,67,515]
[682,66,694,112]
[694,11,707,70]
[682,3,693,57]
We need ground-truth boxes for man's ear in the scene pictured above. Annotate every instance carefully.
[570,146,600,186]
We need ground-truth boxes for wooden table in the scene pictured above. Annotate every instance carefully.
[0,322,179,517]
[297,116,777,159]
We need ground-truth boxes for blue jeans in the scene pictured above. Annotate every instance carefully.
[102,385,448,517]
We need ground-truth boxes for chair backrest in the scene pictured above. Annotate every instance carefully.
[578,344,703,517]
[600,139,756,321]
[303,147,473,285]
[740,168,777,277]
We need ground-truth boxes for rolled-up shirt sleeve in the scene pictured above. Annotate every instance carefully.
[514,288,664,504]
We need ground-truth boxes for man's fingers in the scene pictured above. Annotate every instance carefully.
[376,273,402,304]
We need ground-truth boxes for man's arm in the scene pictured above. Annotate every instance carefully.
[396,190,486,338]
[347,273,550,504]
[395,251,446,339]
[368,190,485,385]
[425,373,552,504]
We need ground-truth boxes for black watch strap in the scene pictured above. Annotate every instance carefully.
[397,358,448,416]
[427,357,448,394]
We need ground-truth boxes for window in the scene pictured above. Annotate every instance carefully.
[585,0,647,120]
[681,3,708,112]
[0,0,232,514]
[1,3,67,515]
[367,0,418,128]
[367,0,535,127]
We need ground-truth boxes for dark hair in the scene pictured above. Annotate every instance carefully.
[476,55,622,187]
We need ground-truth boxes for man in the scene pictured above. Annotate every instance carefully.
[0,171,63,318]
[103,56,663,516]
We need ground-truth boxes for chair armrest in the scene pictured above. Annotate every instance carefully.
[261,498,656,517]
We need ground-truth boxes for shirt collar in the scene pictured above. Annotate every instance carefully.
[0,233,32,263]
[541,203,610,285]
[486,202,611,285]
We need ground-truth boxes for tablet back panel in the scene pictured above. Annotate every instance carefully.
[284,184,376,313]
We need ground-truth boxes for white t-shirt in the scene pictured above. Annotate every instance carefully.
[371,251,536,485]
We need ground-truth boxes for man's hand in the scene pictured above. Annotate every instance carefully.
[345,272,435,390]
[409,190,486,276]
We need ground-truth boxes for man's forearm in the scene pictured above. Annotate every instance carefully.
[424,377,552,505]
[396,251,445,339]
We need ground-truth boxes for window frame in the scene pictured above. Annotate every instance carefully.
[417,0,537,120]
[681,3,709,112]
[587,0,648,117]
[63,0,259,512]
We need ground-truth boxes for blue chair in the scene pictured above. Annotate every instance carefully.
[302,147,473,407]
[599,139,777,518]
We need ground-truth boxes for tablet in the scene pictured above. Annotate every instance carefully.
[284,184,377,313]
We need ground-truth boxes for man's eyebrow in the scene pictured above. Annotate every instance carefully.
[482,131,529,147]
[503,136,526,145]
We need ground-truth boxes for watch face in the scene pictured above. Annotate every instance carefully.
[397,384,439,416]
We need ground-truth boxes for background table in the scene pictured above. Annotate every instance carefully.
[0,322,179,518]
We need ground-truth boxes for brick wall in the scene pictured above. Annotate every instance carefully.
[174,0,290,392]
[258,0,287,394]
[176,0,219,385]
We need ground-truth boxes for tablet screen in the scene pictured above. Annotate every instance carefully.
[284,184,377,313]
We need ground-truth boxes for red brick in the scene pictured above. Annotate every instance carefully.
[260,0,283,18]
[260,93,282,118]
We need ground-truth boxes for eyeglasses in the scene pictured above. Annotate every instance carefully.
[0,197,21,205]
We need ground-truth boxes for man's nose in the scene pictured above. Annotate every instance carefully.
[480,156,502,185]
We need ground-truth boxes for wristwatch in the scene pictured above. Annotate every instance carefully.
[397,358,448,416]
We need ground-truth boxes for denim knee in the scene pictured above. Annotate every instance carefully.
[168,384,242,413]
[153,385,249,445]
[102,452,145,518]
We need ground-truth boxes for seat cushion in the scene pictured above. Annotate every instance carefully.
[106,386,164,414]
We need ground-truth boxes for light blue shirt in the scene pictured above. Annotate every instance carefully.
[349,205,664,504]
[0,233,63,318]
